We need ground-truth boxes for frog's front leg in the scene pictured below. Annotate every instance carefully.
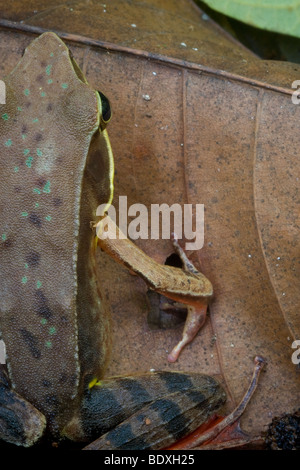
[0,365,46,446]
[95,216,212,362]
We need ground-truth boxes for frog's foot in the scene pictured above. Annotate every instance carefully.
[167,234,208,362]
[170,232,200,275]
[0,365,46,447]
[167,303,207,363]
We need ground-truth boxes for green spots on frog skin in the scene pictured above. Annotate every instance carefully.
[24,89,30,96]
[48,79,53,84]
[2,233,6,242]
[40,91,46,97]
[26,156,33,168]
[41,318,56,348]
[44,327,57,349]
[21,212,28,217]
[61,83,68,89]
[17,106,22,112]
[5,139,12,147]
[37,281,42,289]
[14,166,19,172]
[45,215,52,222]
[30,176,51,213]
[32,118,39,123]
[45,65,52,76]
[2,113,9,121]
[43,181,51,193]
[22,134,26,140]
[50,52,54,57]
[21,276,28,284]
[24,263,28,269]
[36,148,43,156]
[23,148,30,156]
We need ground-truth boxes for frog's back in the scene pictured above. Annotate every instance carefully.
[0,33,105,434]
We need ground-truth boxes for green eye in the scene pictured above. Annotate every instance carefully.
[98,91,111,129]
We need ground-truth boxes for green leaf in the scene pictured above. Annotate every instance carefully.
[201,0,300,38]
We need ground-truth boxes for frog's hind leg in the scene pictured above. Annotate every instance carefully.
[63,371,226,450]
[0,365,46,447]
[96,217,212,362]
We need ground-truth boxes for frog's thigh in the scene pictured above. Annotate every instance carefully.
[0,366,46,447]
[64,371,226,450]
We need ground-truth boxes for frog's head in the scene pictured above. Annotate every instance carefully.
[6,31,114,212]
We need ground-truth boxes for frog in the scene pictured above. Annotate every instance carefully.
[0,32,231,449]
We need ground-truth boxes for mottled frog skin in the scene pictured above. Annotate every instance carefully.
[0,33,226,449]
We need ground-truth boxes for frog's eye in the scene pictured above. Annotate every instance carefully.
[98,91,112,130]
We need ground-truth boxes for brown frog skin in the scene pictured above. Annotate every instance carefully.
[0,32,225,449]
